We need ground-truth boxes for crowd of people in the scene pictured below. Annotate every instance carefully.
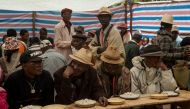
[0,6,190,109]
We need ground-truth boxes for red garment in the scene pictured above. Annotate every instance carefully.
[0,87,8,109]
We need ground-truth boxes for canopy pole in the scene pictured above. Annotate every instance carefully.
[32,11,36,37]
[124,0,127,24]
[129,0,133,34]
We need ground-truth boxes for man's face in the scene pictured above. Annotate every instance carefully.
[71,38,86,50]
[24,59,43,76]
[62,11,72,22]
[102,62,122,76]
[39,30,47,40]
[70,60,87,77]
[97,14,111,26]
[171,31,179,41]
[22,32,29,41]
[145,56,161,68]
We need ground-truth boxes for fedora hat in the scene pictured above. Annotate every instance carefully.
[97,7,112,16]
[161,14,173,24]
[140,45,164,57]
[100,47,124,64]
[69,48,94,65]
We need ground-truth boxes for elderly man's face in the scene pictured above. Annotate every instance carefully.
[70,60,88,77]
[23,59,43,77]
[102,62,122,76]
[98,14,112,26]
[62,11,72,22]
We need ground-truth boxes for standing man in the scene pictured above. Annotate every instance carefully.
[19,29,30,47]
[125,31,142,70]
[90,7,125,58]
[156,14,189,68]
[54,8,75,62]
[171,25,182,48]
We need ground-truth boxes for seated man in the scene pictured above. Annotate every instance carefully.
[131,45,178,109]
[97,47,130,98]
[71,34,87,53]
[54,48,107,106]
[4,48,54,109]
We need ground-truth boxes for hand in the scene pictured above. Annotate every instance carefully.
[63,66,74,78]
[97,46,107,54]
[98,96,108,107]
[159,61,168,71]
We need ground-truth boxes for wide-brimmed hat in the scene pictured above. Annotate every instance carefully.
[100,47,124,64]
[4,37,19,50]
[72,34,87,40]
[69,48,94,65]
[74,26,85,34]
[161,14,173,24]
[97,7,113,16]
[140,45,164,57]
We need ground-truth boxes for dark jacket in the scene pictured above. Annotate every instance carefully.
[4,69,54,109]
[125,41,140,69]
[54,66,105,104]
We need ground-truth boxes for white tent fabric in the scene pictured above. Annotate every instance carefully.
[0,0,124,11]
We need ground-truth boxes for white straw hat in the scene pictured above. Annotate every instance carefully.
[69,48,94,65]
[161,14,173,24]
[97,7,112,16]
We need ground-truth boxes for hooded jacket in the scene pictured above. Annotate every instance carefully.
[130,56,178,94]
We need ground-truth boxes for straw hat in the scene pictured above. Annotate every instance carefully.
[161,14,173,24]
[171,25,179,33]
[100,47,124,64]
[4,37,19,50]
[140,45,164,57]
[69,48,94,65]
[97,7,112,16]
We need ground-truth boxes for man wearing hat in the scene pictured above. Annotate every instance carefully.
[90,7,125,58]
[117,23,131,44]
[156,14,189,68]
[71,34,87,53]
[171,25,182,48]
[4,48,54,109]
[54,48,107,106]
[125,30,142,70]
[54,8,75,62]
[131,45,178,108]
[97,47,130,97]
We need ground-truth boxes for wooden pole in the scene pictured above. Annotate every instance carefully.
[32,11,36,37]
[124,0,127,24]
[129,0,133,34]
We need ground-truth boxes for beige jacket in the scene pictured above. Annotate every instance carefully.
[130,56,178,94]
[89,25,125,67]
[54,20,75,62]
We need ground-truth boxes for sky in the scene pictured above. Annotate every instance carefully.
[0,0,124,11]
